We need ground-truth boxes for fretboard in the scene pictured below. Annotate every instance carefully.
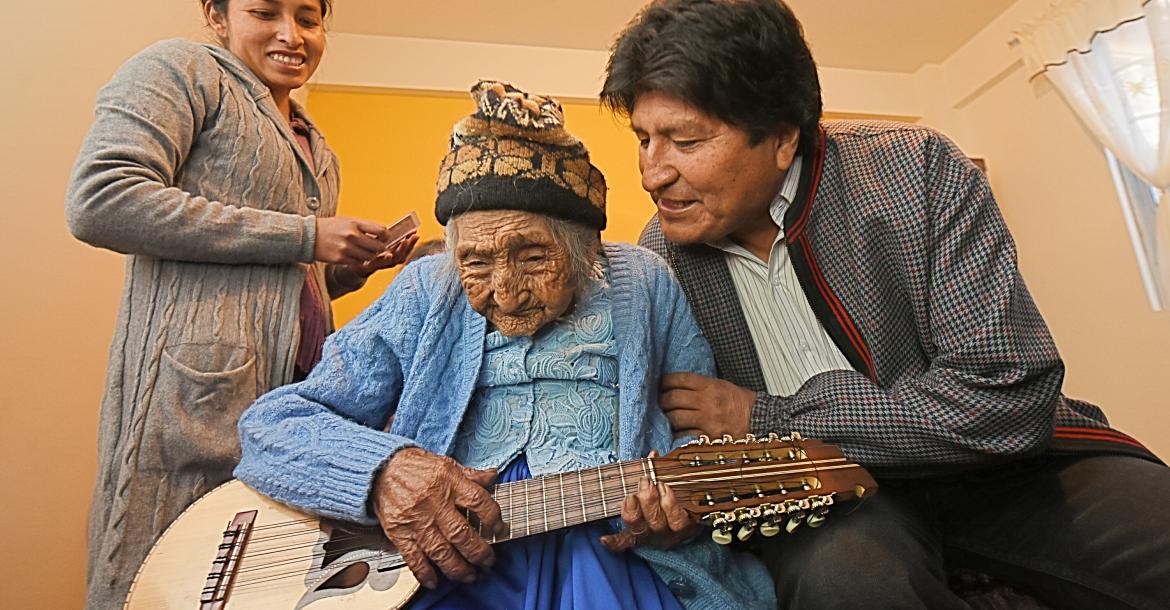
[469,458,657,544]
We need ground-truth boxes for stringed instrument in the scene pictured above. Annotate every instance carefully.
[124,433,876,609]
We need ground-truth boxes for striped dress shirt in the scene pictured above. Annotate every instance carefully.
[706,156,854,396]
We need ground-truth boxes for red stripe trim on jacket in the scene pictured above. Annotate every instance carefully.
[796,235,876,380]
[1055,426,1139,442]
[1054,427,1147,449]
[1054,432,1147,450]
[785,126,826,240]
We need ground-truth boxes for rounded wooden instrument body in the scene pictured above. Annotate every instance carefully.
[124,480,419,609]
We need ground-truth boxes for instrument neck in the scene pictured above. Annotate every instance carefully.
[474,458,658,543]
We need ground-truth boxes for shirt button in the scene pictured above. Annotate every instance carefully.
[307,196,320,210]
[667,578,695,599]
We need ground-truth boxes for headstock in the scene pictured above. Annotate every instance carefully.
[654,433,876,544]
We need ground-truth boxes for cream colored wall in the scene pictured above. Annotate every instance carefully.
[0,2,205,607]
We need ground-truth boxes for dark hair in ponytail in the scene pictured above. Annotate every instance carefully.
[203,0,333,18]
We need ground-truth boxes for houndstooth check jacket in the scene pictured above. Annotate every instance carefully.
[640,120,1161,476]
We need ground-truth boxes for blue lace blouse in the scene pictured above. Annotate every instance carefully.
[452,272,621,474]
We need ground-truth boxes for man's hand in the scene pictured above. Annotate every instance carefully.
[660,372,754,439]
[371,448,504,589]
[600,451,698,552]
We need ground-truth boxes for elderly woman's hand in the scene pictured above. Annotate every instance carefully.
[599,450,700,552]
[372,448,504,589]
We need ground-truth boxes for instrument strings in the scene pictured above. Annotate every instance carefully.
[220,457,832,593]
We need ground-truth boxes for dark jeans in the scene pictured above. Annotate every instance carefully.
[756,454,1170,609]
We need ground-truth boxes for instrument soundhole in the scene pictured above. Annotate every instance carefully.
[317,562,370,591]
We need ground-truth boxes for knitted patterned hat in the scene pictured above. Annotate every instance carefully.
[435,80,607,230]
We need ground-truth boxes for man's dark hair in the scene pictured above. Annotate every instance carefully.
[601,0,822,152]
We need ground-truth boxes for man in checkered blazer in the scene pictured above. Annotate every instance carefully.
[602,1,1170,607]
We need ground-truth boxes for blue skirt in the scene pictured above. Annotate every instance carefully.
[408,456,684,610]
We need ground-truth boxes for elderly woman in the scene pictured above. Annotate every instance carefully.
[235,81,774,610]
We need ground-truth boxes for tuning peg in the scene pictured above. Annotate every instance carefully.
[711,514,734,545]
[698,434,711,446]
[790,431,803,441]
[760,520,780,537]
[744,433,757,443]
[736,524,756,542]
[734,507,760,541]
[759,505,780,537]
[712,527,733,545]
[808,507,829,528]
[855,485,869,498]
[786,512,805,534]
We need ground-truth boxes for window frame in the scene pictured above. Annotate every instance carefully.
[1104,148,1164,311]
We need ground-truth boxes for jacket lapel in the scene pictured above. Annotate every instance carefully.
[665,240,769,392]
[785,126,877,381]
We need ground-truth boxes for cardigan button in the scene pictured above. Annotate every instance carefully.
[307,196,320,210]
[667,578,695,599]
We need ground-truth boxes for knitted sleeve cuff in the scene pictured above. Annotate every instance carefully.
[299,215,317,263]
[305,428,418,525]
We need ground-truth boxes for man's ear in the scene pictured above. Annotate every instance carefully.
[774,125,801,172]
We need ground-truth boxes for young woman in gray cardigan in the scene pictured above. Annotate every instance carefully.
[65,2,415,607]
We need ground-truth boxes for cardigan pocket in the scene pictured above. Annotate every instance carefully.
[145,342,258,474]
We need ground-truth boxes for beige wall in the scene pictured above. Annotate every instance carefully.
[2,1,1167,608]
[0,2,204,608]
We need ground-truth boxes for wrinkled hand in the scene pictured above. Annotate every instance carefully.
[371,448,504,589]
[350,232,420,278]
[314,216,390,267]
[600,451,699,552]
[660,372,754,439]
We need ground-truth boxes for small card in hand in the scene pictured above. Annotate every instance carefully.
[385,211,420,247]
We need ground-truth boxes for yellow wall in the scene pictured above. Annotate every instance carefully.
[307,87,651,325]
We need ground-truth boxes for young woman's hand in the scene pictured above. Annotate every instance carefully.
[314,217,390,267]
[350,232,420,278]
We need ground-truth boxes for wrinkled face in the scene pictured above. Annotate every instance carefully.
[453,210,577,337]
[631,90,799,246]
[206,0,325,100]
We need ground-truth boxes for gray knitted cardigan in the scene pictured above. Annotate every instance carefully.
[66,39,362,610]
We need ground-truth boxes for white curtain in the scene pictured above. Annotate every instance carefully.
[1017,0,1170,308]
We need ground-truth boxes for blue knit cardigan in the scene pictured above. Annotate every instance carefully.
[235,242,776,610]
